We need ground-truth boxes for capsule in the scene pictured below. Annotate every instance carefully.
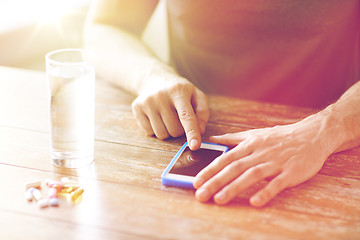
[64,183,80,191]
[27,187,37,194]
[32,189,42,201]
[44,178,53,186]
[25,180,41,189]
[61,177,70,182]
[24,188,37,201]
[70,188,84,202]
[24,190,33,201]
[60,187,75,194]
[47,180,65,188]
[38,199,49,208]
[48,188,57,199]
[49,198,59,207]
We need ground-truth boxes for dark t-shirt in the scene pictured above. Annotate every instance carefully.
[166,0,360,108]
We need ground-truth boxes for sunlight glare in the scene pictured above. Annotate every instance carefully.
[32,0,71,24]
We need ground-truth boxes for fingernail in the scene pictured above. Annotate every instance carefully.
[196,188,209,201]
[190,139,199,150]
[214,191,227,204]
[250,195,261,206]
[193,179,200,189]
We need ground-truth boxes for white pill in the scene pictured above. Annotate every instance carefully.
[24,191,33,201]
[61,177,70,183]
[49,198,59,207]
[38,199,49,208]
[27,187,36,194]
[32,189,42,201]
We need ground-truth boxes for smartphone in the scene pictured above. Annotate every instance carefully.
[161,142,228,189]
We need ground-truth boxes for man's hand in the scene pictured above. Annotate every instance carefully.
[132,75,209,150]
[193,113,340,206]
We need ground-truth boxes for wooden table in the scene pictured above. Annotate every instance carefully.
[0,66,359,239]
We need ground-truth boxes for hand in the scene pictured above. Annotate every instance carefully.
[132,72,209,150]
[193,114,338,207]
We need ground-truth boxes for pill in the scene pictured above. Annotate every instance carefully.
[48,188,57,198]
[47,180,64,188]
[32,189,42,201]
[50,184,64,191]
[49,198,59,207]
[70,188,84,202]
[64,183,80,190]
[25,180,41,189]
[61,177,70,183]
[45,178,53,186]
[38,199,49,208]
[24,191,33,201]
[27,187,37,194]
[61,186,77,194]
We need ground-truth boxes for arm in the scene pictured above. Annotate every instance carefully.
[193,80,360,207]
[84,0,209,149]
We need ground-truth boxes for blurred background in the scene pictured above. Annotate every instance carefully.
[0,0,168,71]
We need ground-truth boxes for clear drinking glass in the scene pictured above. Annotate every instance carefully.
[45,49,95,168]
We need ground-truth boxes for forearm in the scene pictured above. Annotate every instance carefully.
[84,23,176,95]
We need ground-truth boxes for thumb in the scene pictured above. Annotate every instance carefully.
[210,132,247,146]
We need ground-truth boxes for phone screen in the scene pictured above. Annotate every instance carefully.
[169,146,223,177]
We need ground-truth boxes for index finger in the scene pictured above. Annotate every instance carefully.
[173,98,201,150]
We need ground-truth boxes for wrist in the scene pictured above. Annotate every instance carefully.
[138,60,189,95]
[297,107,345,156]
[311,104,351,153]
[321,103,360,152]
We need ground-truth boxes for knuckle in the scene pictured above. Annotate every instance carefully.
[198,90,207,99]
[272,176,286,190]
[178,108,195,121]
[236,140,252,153]
[199,166,217,180]
[168,127,184,138]
[229,160,245,173]
[131,99,142,112]
[185,128,198,138]
[208,177,224,191]
[249,166,265,179]
[142,96,156,109]
[249,135,262,146]
[155,131,170,140]
[169,81,192,95]
[132,96,155,114]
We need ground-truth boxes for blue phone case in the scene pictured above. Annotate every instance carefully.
[161,142,228,189]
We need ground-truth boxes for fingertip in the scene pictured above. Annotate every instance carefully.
[209,135,219,142]
[214,191,228,205]
[195,188,210,202]
[249,195,266,207]
[189,138,200,150]
[193,180,200,189]
[209,134,236,146]
[193,176,203,189]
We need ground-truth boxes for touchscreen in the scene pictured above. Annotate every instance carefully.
[169,147,223,177]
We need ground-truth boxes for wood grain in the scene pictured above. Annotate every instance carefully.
[0,66,359,239]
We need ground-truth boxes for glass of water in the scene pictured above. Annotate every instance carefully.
[45,49,95,168]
